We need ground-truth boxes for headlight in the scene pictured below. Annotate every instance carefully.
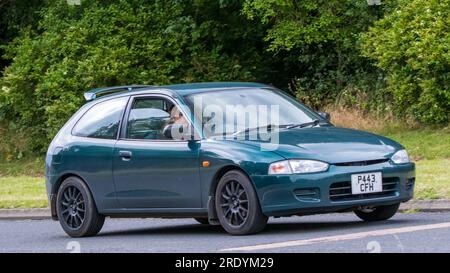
[391,149,410,164]
[269,160,329,174]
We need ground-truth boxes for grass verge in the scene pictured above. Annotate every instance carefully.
[414,159,450,200]
[0,158,47,208]
[0,176,47,208]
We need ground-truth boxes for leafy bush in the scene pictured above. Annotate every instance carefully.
[0,0,268,152]
[1,0,449,157]
[242,0,396,111]
[362,0,450,124]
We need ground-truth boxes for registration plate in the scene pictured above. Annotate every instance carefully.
[351,172,382,195]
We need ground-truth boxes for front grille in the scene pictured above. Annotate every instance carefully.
[333,158,389,167]
[329,177,398,202]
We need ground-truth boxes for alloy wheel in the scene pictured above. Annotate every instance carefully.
[219,180,249,227]
[60,186,85,229]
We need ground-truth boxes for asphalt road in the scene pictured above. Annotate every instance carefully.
[0,212,449,253]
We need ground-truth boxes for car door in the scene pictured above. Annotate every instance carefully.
[112,94,201,208]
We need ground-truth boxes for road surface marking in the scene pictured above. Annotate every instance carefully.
[221,222,450,251]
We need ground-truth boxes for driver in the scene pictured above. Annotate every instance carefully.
[163,106,190,140]
[169,106,188,126]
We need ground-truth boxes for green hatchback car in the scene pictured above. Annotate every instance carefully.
[45,82,415,237]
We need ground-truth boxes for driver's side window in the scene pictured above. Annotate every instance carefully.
[126,97,188,140]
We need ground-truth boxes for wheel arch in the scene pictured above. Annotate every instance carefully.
[50,173,95,220]
[209,165,254,196]
[207,164,256,222]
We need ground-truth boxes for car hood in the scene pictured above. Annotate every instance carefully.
[225,127,402,164]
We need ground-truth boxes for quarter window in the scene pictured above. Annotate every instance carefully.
[73,97,128,139]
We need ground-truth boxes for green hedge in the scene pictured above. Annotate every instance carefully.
[0,0,269,153]
[361,0,450,123]
[0,0,448,156]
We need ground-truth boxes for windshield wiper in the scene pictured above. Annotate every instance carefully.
[232,124,293,136]
[286,119,320,129]
[228,121,320,136]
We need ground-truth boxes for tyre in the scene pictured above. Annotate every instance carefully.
[215,170,268,235]
[194,218,210,225]
[56,176,105,237]
[354,203,400,222]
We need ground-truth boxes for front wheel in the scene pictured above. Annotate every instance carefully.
[354,203,400,222]
[56,177,105,237]
[215,170,268,235]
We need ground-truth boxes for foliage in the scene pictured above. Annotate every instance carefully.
[362,0,450,123]
[0,0,45,70]
[242,0,397,110]
[0,0,449,156]
[0,157,44,177]
[0,0,268,152]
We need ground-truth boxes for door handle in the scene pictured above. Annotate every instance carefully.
[119,150,132,161]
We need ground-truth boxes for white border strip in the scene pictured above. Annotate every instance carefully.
[221,222,450,251]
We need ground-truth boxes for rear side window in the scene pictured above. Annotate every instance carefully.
[73,97,128,139]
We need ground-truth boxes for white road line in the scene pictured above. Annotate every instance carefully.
[221,222,450,251]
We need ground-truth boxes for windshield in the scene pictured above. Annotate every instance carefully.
[184,88,326,137]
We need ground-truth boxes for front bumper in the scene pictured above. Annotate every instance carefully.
[252,162,415,217]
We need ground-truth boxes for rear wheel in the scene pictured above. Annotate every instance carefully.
[215,170,268,235]
[56,177,105,237]
[354,203,400,222]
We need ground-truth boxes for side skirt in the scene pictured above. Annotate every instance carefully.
[101,208,208,219]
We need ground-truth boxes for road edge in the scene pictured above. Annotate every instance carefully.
[1,199,449,220]
[0,208,51,220]
[399,199,450,212]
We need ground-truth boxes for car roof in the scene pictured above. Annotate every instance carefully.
[160,82,269,94]
[85,82,271,103]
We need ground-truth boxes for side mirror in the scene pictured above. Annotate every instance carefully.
[163,124,196,141]
[317,112,331,122]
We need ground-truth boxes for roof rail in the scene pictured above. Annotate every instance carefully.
[83,85,153,101]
